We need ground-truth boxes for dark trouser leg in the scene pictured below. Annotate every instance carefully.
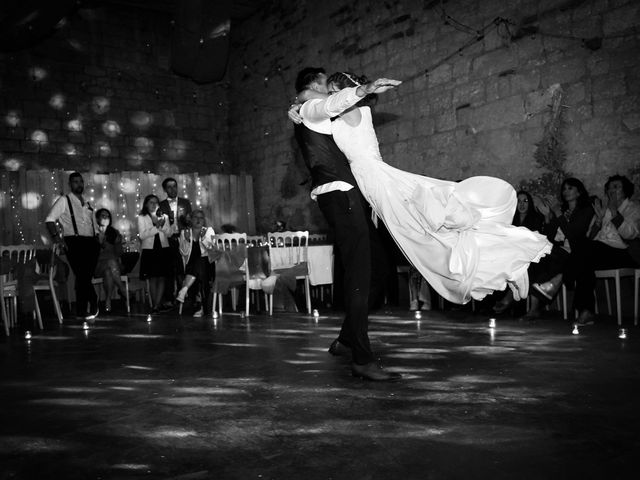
[318,190,374,365]
[574,240,638,313]
[65,236,99,316]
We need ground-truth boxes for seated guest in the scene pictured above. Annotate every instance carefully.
[94,208,127,312]
[497,179,594,318]
[572,175,640,325]
[512,190,546,232]
[176,210,216,317]
[493,190,554,314]
[138,194,173,313]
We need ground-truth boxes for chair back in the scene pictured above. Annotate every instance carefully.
[1,244,37,284]
[308,233,328,244]
[0,244,36,264]
[39,243,64,283]
[213,233,247,251]
[267,231,309,267]
[247,235,265,246]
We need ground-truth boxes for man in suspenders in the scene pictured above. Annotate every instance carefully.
[45,172,100,320]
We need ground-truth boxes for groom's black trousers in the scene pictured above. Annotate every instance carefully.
[317,189,374,365]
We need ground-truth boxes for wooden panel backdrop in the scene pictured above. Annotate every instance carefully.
[0,170,255,246]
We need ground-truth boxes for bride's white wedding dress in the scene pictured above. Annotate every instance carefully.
[331,106,551,303]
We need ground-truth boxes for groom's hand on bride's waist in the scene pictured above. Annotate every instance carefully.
[287,103,302,124]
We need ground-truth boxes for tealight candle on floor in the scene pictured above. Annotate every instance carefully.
[572,324,579,335]
[619,328,627,339]
[83,322,89,330]
[489,318,496,328]
[414,311,422,320]
[24,331,32,340]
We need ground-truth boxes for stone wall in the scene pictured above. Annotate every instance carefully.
[228,0,640,232]
[0,6,229,175]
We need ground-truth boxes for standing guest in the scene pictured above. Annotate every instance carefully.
[138,194,173,313]
[176,210,216,317]
[94,208,127,312]
[572,175,640,325]
[45,172,100,320]
[158,177,192,306]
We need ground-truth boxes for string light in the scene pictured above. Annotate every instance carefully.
[195,176,202,207]
[9,179,26,243]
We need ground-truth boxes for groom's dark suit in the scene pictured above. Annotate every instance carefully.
[295,123,375,365]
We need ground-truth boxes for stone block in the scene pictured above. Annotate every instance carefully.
[470,95,526,132]
[510,70,540,94]
[435,111,456,132]
[414,117,435,136]
[581,117,620,139]
[565,82,586,104]
[452,80,484,104]
[477,128,520,162]
[541,58,587,87]
[586,52,610,76]
[617,132,640,148]
[592,72,627,99]
[603,2,640,36]
[593,99,614,116]
[472,49,518,78]
[622,113,640,131]
[428,64,452,86]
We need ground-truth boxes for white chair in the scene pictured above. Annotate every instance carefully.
[211,233,247,314]
[91,275,131,313]
[594,268,636,326]
[1,244,37,335]
[267,231,311,314]
[247,235,265,246]
[308,233,328,244]
[33,244,64,326]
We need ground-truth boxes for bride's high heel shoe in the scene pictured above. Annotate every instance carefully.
[508,272,529,302]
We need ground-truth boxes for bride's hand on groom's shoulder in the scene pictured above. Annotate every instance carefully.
[287,103,302,124]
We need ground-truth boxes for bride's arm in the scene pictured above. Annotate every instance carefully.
[303,78,401,121]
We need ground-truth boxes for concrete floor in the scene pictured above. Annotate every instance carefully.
[1,306,639,479]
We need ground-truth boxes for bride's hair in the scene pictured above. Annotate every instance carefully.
[326,71,368,89]
[327,71,378,106]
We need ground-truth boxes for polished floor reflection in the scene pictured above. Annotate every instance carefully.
[1,308,638,479]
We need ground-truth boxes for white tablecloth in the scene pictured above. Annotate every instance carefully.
[269,245,333,286]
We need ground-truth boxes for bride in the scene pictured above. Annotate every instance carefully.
[293,72,551,304]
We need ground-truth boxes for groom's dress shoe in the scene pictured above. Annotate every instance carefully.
[351,362,402,381]
[328,339,351,357]
[532,281,560,300]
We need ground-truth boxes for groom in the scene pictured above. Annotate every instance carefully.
[291,67,400,381]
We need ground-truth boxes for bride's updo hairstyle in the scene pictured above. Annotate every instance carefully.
[327,71,378,106]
